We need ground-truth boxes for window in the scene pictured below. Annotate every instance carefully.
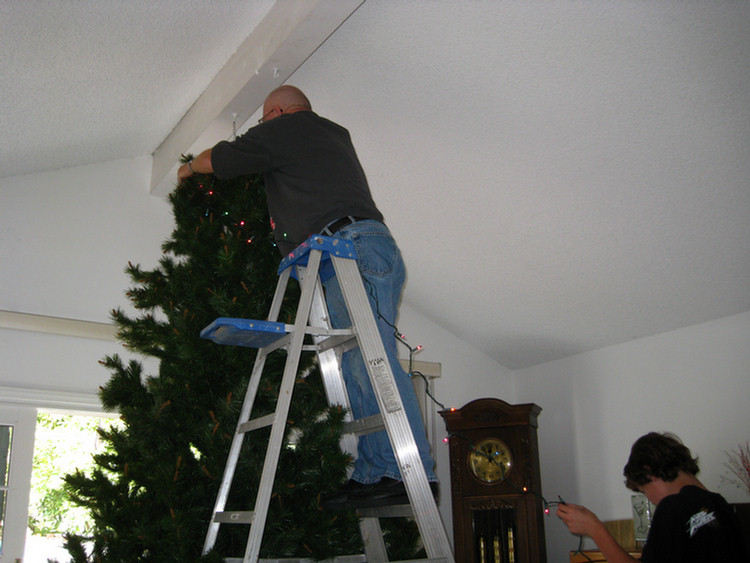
[0,407,36,563]
[0,425,12,555]
[26,412,119,560]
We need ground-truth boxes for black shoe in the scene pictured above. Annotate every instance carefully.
[320,479,374,510]
[320,478,439,510]
[350,477,440,509]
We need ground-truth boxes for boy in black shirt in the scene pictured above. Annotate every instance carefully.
[557,432,747,563]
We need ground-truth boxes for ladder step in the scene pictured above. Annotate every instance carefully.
[239,556,447,563]
[225,556,367,563]
[304,331,356,353]
[238,413,276,434]
[202,317,355,353]
[341,414,385,436]
[214,510,255,524]
[357,505,414,518]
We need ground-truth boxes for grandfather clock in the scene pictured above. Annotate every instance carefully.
[440,398,546,563]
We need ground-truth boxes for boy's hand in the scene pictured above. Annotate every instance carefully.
[556,503,603,537]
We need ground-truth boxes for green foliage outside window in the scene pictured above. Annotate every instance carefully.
[29,413,120,536]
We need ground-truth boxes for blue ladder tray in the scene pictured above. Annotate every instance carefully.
[201,317,287,348]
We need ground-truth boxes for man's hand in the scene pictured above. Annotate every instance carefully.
[177,149,213,182]
[177,162,193,182]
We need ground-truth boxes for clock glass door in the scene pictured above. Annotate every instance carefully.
[473,507,517,563]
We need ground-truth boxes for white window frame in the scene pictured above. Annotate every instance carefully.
[401,359,441,460]
[0,406,37,563]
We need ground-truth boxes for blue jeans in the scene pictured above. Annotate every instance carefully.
[321,220,437,484]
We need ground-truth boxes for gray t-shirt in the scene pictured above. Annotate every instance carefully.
[211,111,383,254]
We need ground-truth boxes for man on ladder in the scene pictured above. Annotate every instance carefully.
[178,85,437,509]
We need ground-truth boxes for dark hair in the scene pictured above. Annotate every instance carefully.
[623,432,700,491]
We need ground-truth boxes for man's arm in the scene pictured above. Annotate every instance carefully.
[557,504,640,563]
[177,148,213,181]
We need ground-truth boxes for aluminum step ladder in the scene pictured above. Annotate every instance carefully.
[199,234,454,563]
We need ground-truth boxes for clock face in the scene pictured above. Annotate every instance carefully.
[468,437,513,484]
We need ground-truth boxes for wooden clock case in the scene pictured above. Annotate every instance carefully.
[440,398,547,563]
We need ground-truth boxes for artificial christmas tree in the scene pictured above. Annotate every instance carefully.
[62,169,427,562]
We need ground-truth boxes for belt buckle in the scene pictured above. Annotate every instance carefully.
[322,216,356,236]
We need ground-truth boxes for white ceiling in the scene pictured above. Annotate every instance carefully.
[2,1,749,369]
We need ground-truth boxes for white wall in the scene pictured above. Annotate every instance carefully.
[0,157,172,323]
[397,302,515,410]
[514,310,750,558]
[397,303,514,532]
[0,158,173,403]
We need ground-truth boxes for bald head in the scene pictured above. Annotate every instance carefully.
[261,85,312,122]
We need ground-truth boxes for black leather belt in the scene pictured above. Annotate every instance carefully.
[320,216,368,236]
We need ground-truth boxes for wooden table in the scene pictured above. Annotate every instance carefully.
[570,550,641,562]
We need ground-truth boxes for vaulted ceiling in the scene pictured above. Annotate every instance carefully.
[3,1,749,369]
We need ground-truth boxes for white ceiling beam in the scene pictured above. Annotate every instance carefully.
[0,310,116,341]
[0,309,443,379]
[150,0,364,196]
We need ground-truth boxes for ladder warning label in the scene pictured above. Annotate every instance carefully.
[369,358,401,413]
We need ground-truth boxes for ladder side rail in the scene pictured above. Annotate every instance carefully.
[358,517,389,563]
[204,343,284,552]
[266,266,293,322]
[330,255,455,563]
[242,249,325,563]
[203,350,265,555]
[303,261,388,563]
[203,267,294,554]
[305,272,358,459]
